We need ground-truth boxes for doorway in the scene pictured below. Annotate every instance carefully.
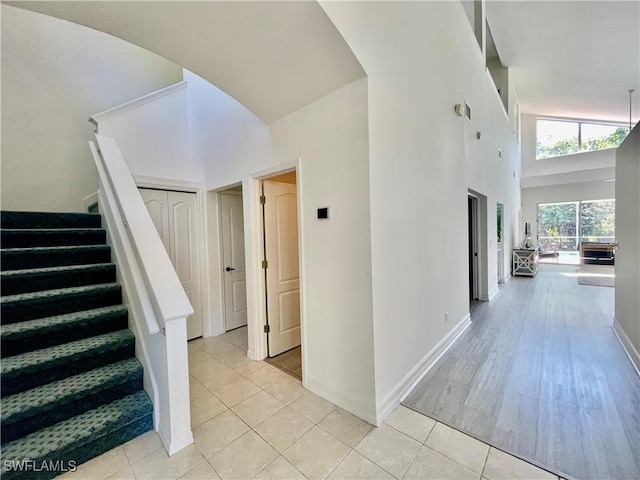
[468,195,479,305]
[497,203,505,283]
[260,171,302,378]
[219,186,247,332]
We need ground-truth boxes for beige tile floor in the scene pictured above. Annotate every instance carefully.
[61,328,560,480]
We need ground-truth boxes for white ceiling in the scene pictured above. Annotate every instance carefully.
[486,0,640,123]
[4,1,365,124]
[6,1,638,125]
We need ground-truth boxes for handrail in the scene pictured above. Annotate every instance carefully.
[90,135,193,333]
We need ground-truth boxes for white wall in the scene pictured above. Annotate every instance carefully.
[0,5,182,212]
[614,124,640,366]
[321,1,521,413]
[93,83,201,183]
[186,72,376,421]
[185,70,275,191]
[269,78,376,420]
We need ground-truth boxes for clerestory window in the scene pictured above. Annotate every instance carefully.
[536,118,629,159]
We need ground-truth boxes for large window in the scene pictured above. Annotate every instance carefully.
[537,200,615,251]
[536,118,629,159]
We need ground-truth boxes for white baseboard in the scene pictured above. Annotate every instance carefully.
[374,313,472,425]
[488,284,500,301]
[304,375,377,425]
[612,318,640,378]
[159,429,194,456]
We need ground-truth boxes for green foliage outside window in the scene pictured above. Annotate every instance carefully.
[537,200,615,251]
[536,125,628,159]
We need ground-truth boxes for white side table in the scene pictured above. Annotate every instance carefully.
[512,248,539,277]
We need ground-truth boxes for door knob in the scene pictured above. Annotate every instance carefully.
[225,267,235,272]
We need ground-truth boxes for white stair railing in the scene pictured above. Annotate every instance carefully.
[89,134,193,455]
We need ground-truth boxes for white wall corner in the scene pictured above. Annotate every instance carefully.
[375,313,472,425]
[613,318,640,378]
[488,284,500,301]
[304,374,377,426]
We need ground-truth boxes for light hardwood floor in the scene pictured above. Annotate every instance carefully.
[266,346,302,381]
[403,264,640,480]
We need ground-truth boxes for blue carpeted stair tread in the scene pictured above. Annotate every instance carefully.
[1,329,134,397]
[1,263,116,295]
[1,305,128,357]
[1,244,111,271]
[1,228,107,248]
[1,282,122,324]
[1,211,101,229]
[2,329,133,376]
[1,304,127,338]
[1,359,143,444]
[0,210,152,476]
[1,391,153,480]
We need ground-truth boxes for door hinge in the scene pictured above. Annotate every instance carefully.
[264,324,270,333]
[262,260,268,269]
[260,195,266,204]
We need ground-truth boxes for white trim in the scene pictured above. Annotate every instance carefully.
[165,432,195,457]
[218,190,244,334]
[133,175,211,339]
[89,81,187,131]
[82,191,99,212]
[304,374,377,425]
[488,284,500,301]
[612,318,640,377]
[133,175,203,193]
[245,160,300,362]
[375,313,472,425]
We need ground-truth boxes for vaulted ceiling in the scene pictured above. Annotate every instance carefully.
[4,1,365,124]
[486,0,640,123]
[6,1,638,125]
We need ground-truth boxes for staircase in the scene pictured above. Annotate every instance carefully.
[1,211,153,479]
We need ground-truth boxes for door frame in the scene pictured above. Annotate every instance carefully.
[467,189,489,302]
[244,160,305,368]
[468,194,479,302]
[218,189,246,332]
[133,175,211,337]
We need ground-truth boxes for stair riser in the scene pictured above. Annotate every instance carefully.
[1,247,111,271]
[1,212,101,230]
[1,311,128,358]
[1,343,135,397]
[1,286,122,324]
[1,372,143,444]
[1,230,107,248]
[1,265,116,296]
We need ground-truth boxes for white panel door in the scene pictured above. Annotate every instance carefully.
[220,193,247,331]
[139,188,202,340]
[138,189,170,250]
[263,180,300,357]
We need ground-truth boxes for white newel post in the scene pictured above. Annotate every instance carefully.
[163,318,193,455]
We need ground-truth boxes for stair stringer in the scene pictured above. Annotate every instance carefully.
[92,140,194,456]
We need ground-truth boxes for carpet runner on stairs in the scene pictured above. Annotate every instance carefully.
[1,211,153,479]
